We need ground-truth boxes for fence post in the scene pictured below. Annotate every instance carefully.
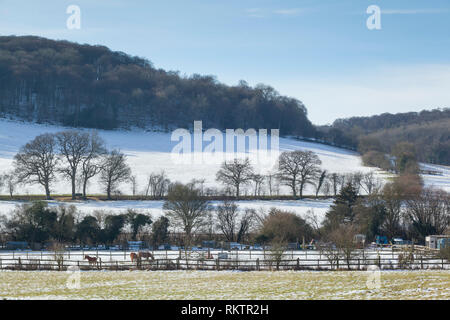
[358,258,360,270]
[0,258,2,270]
[215,258,219,271]
[421,256,423,269]
[442,259,444,270]
[296,258,300,270]
[256,258,260,271]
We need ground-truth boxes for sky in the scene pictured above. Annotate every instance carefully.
[0,0,449,125]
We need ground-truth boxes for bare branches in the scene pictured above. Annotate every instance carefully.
[13,133,59,199]
[216,158,254,198]
[278,150,322,198]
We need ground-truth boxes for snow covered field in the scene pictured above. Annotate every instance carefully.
[0,270,448,299]
[0,118,388,196]
[0,117,448,222]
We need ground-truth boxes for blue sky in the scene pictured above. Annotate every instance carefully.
[1,0,449,124]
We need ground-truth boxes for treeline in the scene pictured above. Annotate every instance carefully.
[317,108,450,165]
[0,202,168,249]
[0,36,315,137]
[1,174,448,250]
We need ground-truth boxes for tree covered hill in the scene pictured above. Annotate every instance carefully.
[317,109,450,165]
[0,35,315,136]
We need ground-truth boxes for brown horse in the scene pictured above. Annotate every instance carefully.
[130,252,139,263]
[138,251,155,261]
[84,255,100,266]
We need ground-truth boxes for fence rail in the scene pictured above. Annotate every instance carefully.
[0,249,448,271]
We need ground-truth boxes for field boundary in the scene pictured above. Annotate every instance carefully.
[1,249,448,272]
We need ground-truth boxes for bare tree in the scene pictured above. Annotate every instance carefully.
[79,132,107,198]
[163,183,210,249]
[215,201,239,242]
[314,170,327,198]
[236,208,256,243]
[251,173,264,196]
[265,171,279,196]
[216,158,254,198]
[2,171,17,198]
[130,175,138,196]
[381,182,404,239]
[360,172,382,195]
[328,224,360,270]
[145,171,170,197]
[328,173,340,196]
[99,150,132,200]
[14,133,59,199]
[405,188,449,242]
[278,150,322,198]
[56,130,91,199]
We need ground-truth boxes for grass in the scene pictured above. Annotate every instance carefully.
[0,270,448,300]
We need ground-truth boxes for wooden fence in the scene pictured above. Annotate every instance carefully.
[0,248,448,271]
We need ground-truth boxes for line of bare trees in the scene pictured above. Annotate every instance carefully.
[215,151,383,198]
[9,130,132,200]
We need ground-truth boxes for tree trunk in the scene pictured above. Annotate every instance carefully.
[45,184,51,200]
[71,175,76,200]
[82,178,88,199]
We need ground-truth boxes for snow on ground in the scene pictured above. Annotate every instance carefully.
[0,117,448,200]
[420,163,450,192]
[0,270,449,299]
[0,118,386,195]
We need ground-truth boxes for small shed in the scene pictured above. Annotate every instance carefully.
[425,235,450,249]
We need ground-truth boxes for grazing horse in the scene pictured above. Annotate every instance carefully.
[130,252,139,263]
[138,251,155,261]
[84,255,100,266]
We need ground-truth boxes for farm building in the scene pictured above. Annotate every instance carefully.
[425,235,450,249]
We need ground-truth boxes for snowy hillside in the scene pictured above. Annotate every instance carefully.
[0,118,448,196]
